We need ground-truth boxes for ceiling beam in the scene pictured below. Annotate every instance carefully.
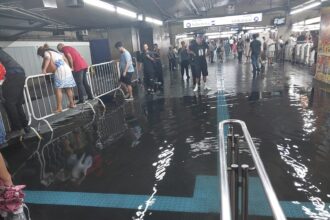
[0,12,36,21]
[7,22,48,39]
[151,0,172,19]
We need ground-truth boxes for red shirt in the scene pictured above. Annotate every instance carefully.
[62,46,88,72]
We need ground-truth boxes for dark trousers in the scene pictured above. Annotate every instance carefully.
[144,72,155,91]
[251,54,260,74]
[191,65,196,85]
[155,61,164,85]
[238,51,243,63]
[2,74,28,131]
[73,69,93,102]
[180,60,189,78]
[210,51,214,63]
[169,58,176,71]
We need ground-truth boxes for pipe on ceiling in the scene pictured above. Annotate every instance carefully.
[189,0,200,15]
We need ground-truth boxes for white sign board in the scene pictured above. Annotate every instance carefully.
[183,13,262,29]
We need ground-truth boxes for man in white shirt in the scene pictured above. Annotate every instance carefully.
[267,38,276,65]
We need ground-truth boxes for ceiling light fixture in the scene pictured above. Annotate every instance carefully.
[83,0,115,12]
[116,7,137,18]
[290,1,321,15]
[137,14,144,21]
[248,29,265,34]
[305,16,321,24]
[145,17,163,26]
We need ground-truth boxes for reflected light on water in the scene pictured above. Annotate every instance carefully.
[187,136,218,159]
[288,85,316,136]
[133,142,175,220]
[277,142,330,219]
[283,83,330,218]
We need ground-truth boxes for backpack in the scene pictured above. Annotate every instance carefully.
[0,63,6,81]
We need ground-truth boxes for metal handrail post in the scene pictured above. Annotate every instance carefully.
[241,164,249,220]
[219,119,287,220]
[230,164,239,220]
[218,122,232,220]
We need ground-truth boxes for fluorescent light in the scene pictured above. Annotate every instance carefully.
[205,32,220,36]
[208,34,232,39]
[83,0,115,12]
[116,7,137,18]
[222,31,237,35]
[290,1,321,15]
[243,26,256,30]
[248,29,264,34]
[137,14,143,21]
[305,16,321,24]
[205,31,236,36]
[292,23,320,32]
[145,17,163,25]
[183,37,194,40]
[293,21,305,26]
[176,34,188,39]
[208,35,221,39]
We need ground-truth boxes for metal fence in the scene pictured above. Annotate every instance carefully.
[87,61,123,108]
[23,73,95,134]
[13,59,136,139]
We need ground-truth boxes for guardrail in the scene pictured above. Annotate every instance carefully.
[23,73,95,134]
[87,61,124,108]
[22,60,135,138]
[219,119,286,220]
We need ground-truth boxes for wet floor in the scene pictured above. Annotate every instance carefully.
[2,59,330,220]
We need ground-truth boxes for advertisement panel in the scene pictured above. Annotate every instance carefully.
[315,7,330,84]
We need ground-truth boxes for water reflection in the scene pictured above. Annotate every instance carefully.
[12,106,128,187]
[276,85,330,219]
[133,142,175,220]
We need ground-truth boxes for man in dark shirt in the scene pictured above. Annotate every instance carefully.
[250,34,262,76]
[142,44,156,93]
[179,41,190,80]
[153,44,164,89]
[189,34,210,92]
[0,48,29,139]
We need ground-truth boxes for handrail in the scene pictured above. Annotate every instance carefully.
[219,119,287,220]
[218,121,232,220]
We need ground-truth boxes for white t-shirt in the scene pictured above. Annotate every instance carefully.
[44,50,72,74]
[267,39,276,52]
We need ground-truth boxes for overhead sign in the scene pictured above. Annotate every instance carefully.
[183,13,262,29]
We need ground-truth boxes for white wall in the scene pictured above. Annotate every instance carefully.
[0,41,92,76]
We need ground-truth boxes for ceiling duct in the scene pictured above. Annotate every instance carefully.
[23,0,57,10]
[64,0,84,8]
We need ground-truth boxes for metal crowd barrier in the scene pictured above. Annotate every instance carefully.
[23,59,136,138]
[23,73,95,134]
[87,61,123,109]
[219,119,286,220]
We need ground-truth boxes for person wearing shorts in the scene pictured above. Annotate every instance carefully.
[189,34,210,92]
[115,41,135,101]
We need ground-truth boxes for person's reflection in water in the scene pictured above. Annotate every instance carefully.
[308,87,315,108]
[248,78,260,102]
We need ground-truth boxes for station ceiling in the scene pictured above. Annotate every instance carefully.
[0,0,322,39]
